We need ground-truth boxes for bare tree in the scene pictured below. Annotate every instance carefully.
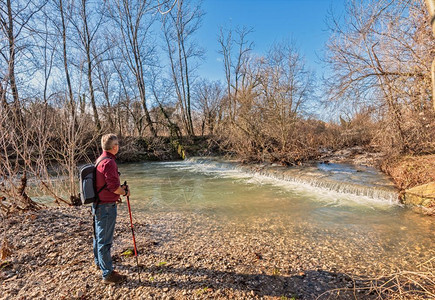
[108,0,158,137]
[46,96,100,203]
[217,27,232,119]
[149,69,182,138]
[112,55,136,136]
[258,41,315,154]
[69,0,107,132]
[56,0,76,120]
[194,79,223,136]
[0,112,43,216]
[1,0,20,120]
[218,26,254,121]
[214,38,317,164]
[325,0,434,154]
[94,37,118,131]
[162,0,204,137]
[0,0,46,123]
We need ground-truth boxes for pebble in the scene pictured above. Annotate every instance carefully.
[77,290,85,298]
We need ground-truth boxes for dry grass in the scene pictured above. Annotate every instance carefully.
[381,154,435,190]
[318,258,435,300]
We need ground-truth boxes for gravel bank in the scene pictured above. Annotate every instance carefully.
[0,206,433,299]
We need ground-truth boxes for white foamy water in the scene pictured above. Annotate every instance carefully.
[175,157,399,208]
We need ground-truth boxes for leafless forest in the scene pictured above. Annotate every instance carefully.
[0,0,434,210]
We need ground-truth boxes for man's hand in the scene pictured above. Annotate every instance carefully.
[121,184,130,197]
[115,183,130,199]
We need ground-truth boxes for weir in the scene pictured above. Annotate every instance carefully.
[184,157,399,204]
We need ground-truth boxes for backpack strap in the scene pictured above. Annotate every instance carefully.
[93,156,112,210]
[95,156,111,167]
[94,156,111,198]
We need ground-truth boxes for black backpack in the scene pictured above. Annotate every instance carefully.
[79,157,111,205]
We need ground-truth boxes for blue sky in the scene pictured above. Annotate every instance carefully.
[195,0,346,82]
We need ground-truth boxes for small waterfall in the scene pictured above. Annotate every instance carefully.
[184,157,399,204]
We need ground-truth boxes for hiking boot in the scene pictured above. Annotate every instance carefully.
[103,271,127,284]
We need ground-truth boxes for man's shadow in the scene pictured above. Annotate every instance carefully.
[119,264,390,299]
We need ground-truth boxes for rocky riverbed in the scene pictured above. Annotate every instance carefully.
[1,206,433,299]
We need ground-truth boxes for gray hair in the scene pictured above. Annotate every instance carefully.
[101,133,118,151]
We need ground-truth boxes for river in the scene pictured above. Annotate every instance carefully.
[117,158,434,275]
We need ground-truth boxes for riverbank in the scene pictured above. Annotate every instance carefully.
[115,136,434,213]
[1,207,433,299]
[117,136,433,190]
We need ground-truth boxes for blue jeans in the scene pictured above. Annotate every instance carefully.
[92,202,117,278]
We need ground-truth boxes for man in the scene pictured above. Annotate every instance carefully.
[93,133,129,284]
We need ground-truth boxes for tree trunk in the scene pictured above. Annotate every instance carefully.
[0,83,6,112]
[59,0,76,120]
[95,66,114,130]
[164,28,189,135]
[86,54,101,131]
[181,37,194,136]
[139,84,157,137]
[82,0,101,131]
[80,93,86,115]
[6,0,23,124]
[116,0,157,137]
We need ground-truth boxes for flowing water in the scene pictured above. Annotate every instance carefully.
[117,157,434,274]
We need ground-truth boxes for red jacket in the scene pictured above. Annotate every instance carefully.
[95,151,120,203]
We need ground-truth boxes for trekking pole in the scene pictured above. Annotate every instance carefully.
[124,181,141,282]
